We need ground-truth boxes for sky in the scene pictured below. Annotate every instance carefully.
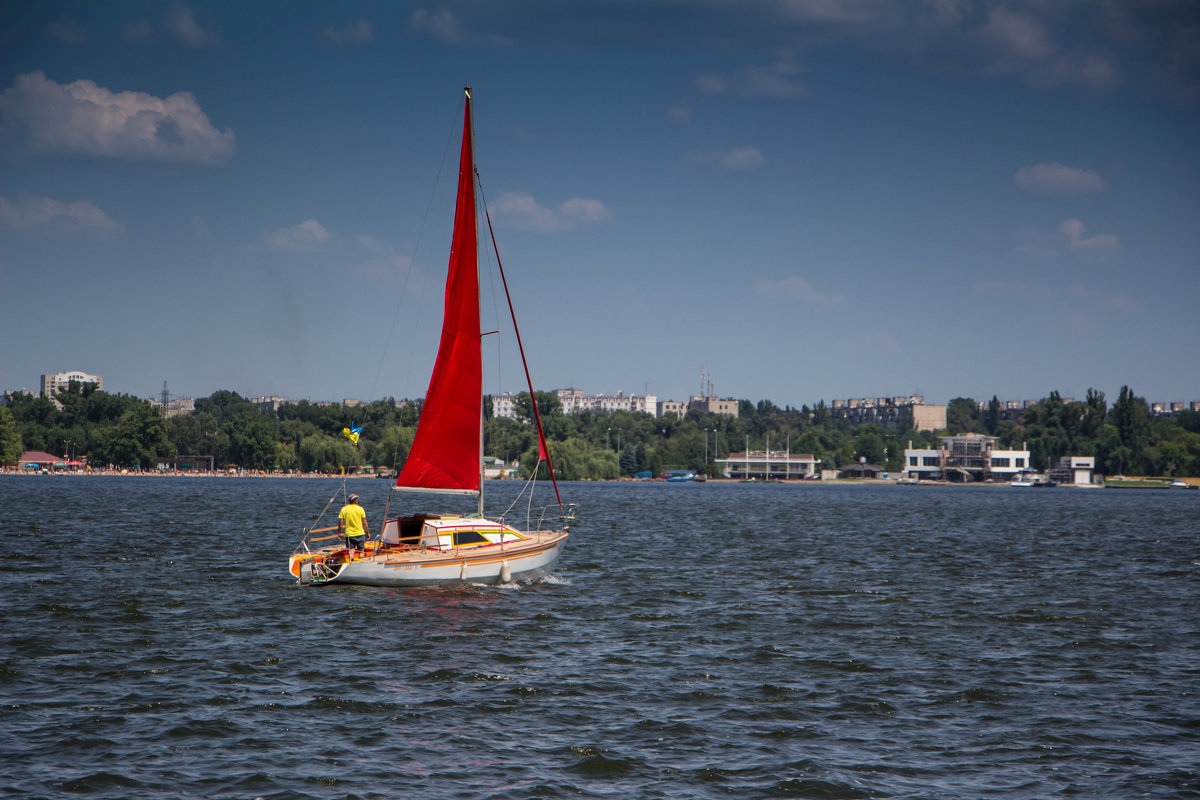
[2,1,1198,411]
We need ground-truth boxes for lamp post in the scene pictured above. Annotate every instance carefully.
[606,427,611,450]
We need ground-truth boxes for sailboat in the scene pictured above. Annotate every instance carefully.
[288,87,572,587]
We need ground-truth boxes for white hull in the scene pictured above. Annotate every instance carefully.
[292,530,567,587]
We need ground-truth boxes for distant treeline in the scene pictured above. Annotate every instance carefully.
[2,383,1198,478]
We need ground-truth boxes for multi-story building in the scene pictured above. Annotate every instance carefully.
[830,395,944,431]
[41,370,102,398]
[490,389,658,419]
[716,449,818,480]
[657,400,687,418]
[1151,401,1200,416]
[252,396,288,413]
[903,434,1030,482]
[556,388,657,416]
[1,389,35,406]
[687,395,739,417]
[164,397,195,417]
[491,392,516,419]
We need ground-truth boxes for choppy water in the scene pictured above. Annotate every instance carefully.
[1,475,1198,799]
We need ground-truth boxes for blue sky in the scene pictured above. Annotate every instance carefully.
[2,1,1197,410]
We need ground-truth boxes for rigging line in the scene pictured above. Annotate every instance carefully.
[499,463,536,519]
[477,173,505,404]
[305,482,347,547]
[368,98,462,406]
[476,186,563,507]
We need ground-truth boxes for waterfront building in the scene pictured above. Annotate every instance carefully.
[839,461,886,479]
[1047,456,1097,486]
[903,434,1030,482]
[716,450,818,480]
[17,451,61,470]
[483,456,518,479]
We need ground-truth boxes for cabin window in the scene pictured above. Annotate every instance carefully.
[452,530,490,546]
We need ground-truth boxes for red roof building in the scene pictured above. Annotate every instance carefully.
[18,451,61,468]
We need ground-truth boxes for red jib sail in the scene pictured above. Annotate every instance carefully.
[395,92,482,493]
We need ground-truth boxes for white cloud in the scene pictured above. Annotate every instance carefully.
[166,4,220,48]
[354,235,416,282]
[982,8,1055,64]
[1014,217,1120,262]
[1014,163,1107,195]
[0,71,235,165]
[410,8,512,47]
[323,19,373,46]
[689,146,766,171]
[755,276,841,306]
[697,54,807,99]
[492,192,610,232]
[1059,218,1120,253]
[0,195,122,234]
[262,219,330,250]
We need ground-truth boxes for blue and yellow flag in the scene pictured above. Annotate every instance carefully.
[342,423,362,445]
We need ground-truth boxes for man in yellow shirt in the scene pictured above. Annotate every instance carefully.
[337,493,369,555]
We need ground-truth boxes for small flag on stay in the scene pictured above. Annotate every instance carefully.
[342,424,362,445]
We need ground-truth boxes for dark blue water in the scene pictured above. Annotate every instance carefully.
[2,476,1198,799]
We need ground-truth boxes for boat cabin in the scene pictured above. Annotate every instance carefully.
[380,514,527,550]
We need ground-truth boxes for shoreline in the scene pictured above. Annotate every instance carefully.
[5,471,1190,488]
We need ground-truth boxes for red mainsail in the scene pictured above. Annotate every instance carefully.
[395,92,482,493]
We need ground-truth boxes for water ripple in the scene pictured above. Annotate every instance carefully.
[1,476,1198,798]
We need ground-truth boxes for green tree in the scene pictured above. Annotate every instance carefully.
[1111,386,1149,456]
[0,407,23,465]
[854,428,886,465]
[275,441,297,470]
[373,425,416,470]
[618,443,638,476]
[298,433,357,472]
[228,413,278,470]
[90,403,170,468]
[985,396,1001,435]
[529,436,617,481]
[947,397,982,433]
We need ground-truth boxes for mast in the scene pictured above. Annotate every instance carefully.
[469,86,485,519]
